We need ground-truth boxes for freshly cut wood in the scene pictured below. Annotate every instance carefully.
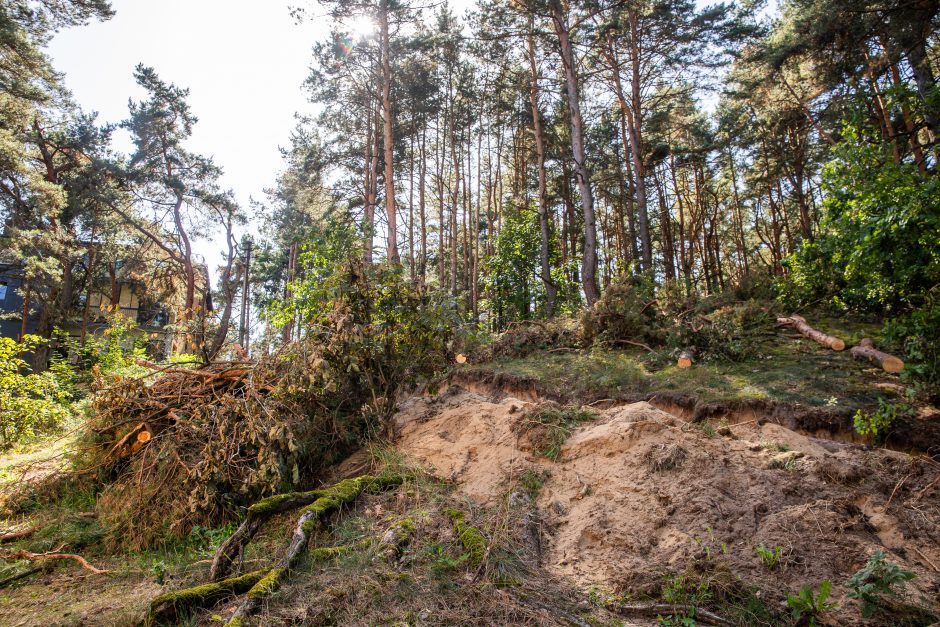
[677,349,695,369]
[777,315,845,351]
[850,338,905,373]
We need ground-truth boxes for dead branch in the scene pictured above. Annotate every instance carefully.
[0,526,40,544]
[0,549,109,575]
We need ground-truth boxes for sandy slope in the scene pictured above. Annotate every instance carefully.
[393,384,940,624]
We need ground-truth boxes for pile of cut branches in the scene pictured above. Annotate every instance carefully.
[81,263,453,549]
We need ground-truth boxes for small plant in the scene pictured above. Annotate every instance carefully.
[516,404,595,460]
[786,580,837,626]
[854,399,911,441]
[759,441,790,453]
[846,550,915,618]
[755,544,783,569]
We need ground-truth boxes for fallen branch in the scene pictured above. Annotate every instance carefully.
[608,602,732,626]
[0,565,43,588]
[0,526,39,544]
[777,315,845,351]
[611,339,655,353]
[850,338,904,373]
[0,549,109,575]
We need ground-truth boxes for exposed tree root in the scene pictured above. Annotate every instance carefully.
[152,474,405,625]
[608,602,732,626]
[150,568,269,623]
[377,518,416,563]
[211,474,402,580]
[0,548,109,575]
[447,509,487,568]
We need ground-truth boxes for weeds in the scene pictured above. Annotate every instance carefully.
[755,544,783,570]
[786,580,836,626]
[515,404,595,460]
[846,550,915,618]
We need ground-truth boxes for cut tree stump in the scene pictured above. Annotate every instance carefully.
[850,338,904,373]
[777,315,845,351]
[677,349,695,369]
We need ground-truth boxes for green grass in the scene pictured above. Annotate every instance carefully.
[476,326,904,408]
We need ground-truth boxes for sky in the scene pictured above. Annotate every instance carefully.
[48,0,328,266]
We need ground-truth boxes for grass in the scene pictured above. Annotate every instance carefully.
[476,325,904,408]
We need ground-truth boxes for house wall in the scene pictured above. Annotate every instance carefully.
[0,267,38,342]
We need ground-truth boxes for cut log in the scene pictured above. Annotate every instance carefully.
[777,315,845,351]
[850,338,905,373]
[677,349,695,369]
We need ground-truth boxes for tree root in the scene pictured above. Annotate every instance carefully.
[153,474,404,625]
[0,549,109,575]
[150,568,269,623]
[447,509,487,568]
[377,518,416,563]
[608,602,733,626]
[211,474,402,581]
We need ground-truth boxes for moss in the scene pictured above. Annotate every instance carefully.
[447,509,487,568]
[245,567,283,601]
[299,474,405,533]
[245,489,326,518]
[149,567,270,622]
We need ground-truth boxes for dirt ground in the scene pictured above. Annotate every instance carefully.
[393,383,940,625]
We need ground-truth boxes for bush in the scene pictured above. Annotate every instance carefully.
[582,274,664,347]
[0,335,74,446]
[884,295,940,396]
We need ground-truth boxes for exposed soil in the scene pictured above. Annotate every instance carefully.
[393,383,940,625]
[448,368,940,454]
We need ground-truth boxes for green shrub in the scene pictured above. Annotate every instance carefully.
[0,335,74,446]
[853,398,912,441]
[846,550,915,618]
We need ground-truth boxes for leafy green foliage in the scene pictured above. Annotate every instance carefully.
[786,580,836,626]
[780,111,940,389]
[846,550,915,618]
[0,335,74,446]
[853,398,911,441]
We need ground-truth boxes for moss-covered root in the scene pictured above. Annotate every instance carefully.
[447,509,487,569]
[210,474,403,581]
[378,518,416,562]
[149,568,270,624]
[222,474,403,626]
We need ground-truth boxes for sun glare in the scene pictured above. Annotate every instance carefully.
[347,15,376,40]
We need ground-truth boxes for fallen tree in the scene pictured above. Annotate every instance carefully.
[850,338,905,373]
[777,315,846,351]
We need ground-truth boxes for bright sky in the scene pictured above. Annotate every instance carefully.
[48,0,328,266]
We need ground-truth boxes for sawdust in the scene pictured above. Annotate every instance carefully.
[393,384,940,623]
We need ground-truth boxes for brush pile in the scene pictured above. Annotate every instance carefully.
[488,319,582,360]
[82,262,454,549]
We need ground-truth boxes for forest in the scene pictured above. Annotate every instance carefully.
[0,0,939,625]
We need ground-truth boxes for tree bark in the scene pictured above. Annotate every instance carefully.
[552,5,599,305]
[527,25,557,317]
[850,338,904,373]
[379,0,399,265]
